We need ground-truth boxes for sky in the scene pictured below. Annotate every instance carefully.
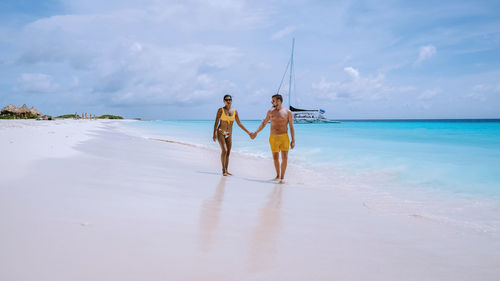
[1,0,499,120]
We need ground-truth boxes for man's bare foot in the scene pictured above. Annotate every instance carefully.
[226,171,233,176]
[223,172,229,176]
[279,179,286,184]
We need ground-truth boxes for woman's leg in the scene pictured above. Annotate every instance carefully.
[224,136,232,175]
[217,133,228,175]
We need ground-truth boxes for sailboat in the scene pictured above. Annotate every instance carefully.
[277,38,340,124]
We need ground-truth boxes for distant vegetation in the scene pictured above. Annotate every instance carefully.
[54,114,124,119]
[56,114,80,119]
[98,115,123,119]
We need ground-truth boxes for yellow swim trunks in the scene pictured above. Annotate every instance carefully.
[269,133,289,153]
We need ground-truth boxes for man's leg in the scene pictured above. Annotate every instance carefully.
[272,152,280,179]
[280,151,288,180]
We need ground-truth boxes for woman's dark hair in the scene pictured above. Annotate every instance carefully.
[223,94,232,100]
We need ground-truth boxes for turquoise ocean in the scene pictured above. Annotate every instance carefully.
[126,119,500,199]
[124,119,500,232]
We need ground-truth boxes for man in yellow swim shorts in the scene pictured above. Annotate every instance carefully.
[251,94,295,183]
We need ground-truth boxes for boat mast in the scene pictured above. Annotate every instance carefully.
[288,38,295,109]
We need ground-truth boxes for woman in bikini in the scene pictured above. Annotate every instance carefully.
[212,94,251,176]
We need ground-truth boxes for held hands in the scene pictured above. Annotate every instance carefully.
[291,140,295,149]
[248,131,257,140]
[213,134,216,142]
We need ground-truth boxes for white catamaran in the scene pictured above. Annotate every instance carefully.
[277,38,340,124]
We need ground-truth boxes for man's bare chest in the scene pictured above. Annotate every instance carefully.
[270,111,288,121]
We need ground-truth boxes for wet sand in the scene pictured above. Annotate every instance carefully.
[0,120,499,281]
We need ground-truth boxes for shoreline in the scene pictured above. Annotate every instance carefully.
[121,121,500,235]
[1,119,499,280]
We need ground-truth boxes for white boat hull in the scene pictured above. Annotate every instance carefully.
[292,111,340,124]
[293,118,340,124]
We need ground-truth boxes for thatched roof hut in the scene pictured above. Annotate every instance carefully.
[1,104,43,118]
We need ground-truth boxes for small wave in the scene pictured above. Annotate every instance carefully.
[151,138,200,148]
[149,138,216,152]
[362,196,500,235]
[150,137,273,161]
[408,213,499,234]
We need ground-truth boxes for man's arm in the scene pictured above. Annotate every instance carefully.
[235,110,251,135]
[253,110,271,136]
[289,110,295,149]
[213,108,222,141]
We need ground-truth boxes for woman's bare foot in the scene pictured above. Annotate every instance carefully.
[226,171,233,176]
[223,172,229,176]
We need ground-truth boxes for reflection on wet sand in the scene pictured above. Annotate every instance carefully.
[248,183,283,271]
[198,177,227,251]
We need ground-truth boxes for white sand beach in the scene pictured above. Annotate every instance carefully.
[0,119,499,281]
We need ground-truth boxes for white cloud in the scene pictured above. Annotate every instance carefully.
[343,66,359,79]
[130,42,143,53]
[15,73,59,93]
[271,26,296,40]
[58,0,267,31]
[12,3,254,106]
[472,84,500,92]
[72,76,80,87]
[418,88,441,100]
[415,45,437,65]
[249,62,272,70]
[312,68,415,101]
[245,88,271,104]
[465,84,500,101]
[94,43,242,105]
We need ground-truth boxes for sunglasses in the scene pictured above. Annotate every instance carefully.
[224,99,232,101]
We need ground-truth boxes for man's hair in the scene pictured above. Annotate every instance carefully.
[272,94,283,102]
[223,94,232,100]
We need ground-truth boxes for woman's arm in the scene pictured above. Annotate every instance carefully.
[213,108,222,141]
[235,110,250,135]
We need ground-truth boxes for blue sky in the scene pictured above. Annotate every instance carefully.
[1,0,499,119]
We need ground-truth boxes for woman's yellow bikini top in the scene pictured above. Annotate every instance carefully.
[220,107,235,122]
